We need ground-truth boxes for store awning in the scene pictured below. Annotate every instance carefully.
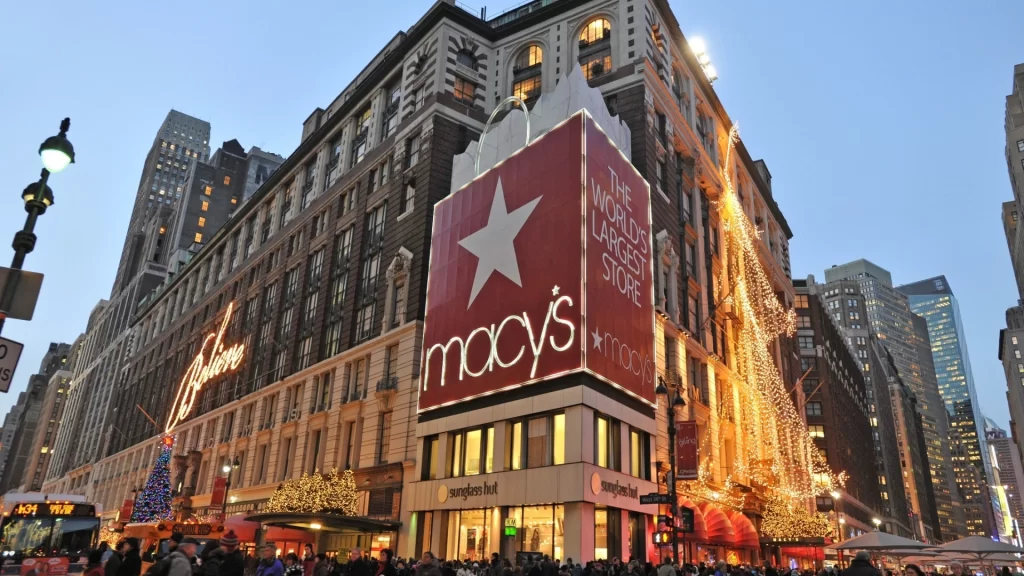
[698,503,735,547]
[247,512,400,535]
[678,499,708,543]
[226,516,312,543]
[726,511,759,549]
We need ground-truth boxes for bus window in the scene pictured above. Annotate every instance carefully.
[50,517,99,554]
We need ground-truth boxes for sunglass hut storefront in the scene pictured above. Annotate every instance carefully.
[406,114,662,564]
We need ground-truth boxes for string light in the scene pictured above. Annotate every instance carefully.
[265,468,359,515]
[696,124,845,505]
[99,525,121,548]
[760,495,833,539]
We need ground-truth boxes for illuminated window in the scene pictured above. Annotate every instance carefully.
[198,217,206,227]
[808,425,825,438]
[794,294,809,308]
[510,421,523,470]
[579,18,611,44]
[231,197,237,204]
[159,226,166,234]
[204,185,213,196]
[581,54,612,81]
[553,414,565,465]
[201,200,209,211]
[595,414,621,470]
[454,77,475,106]
[40,447,48,454]
[513,76,542,103]
[513,46,543,102]
[223,175,231,185]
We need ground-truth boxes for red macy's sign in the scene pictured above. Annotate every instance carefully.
[419,112,656,412]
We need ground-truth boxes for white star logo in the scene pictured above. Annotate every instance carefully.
[459,177,542,308]
[591,326,603,352]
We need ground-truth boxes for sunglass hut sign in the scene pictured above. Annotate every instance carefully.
[419,113,656,412]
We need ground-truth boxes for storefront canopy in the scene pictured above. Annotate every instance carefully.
[226,516,312,543]
[698,503,735,547]
[725,511,759,549]
[678,499,708,543]
[247,512,401,535]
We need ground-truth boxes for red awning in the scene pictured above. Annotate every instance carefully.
[678,499,708,543]
[698,502,735,547]
[781,546,824,560]
[726,510,759,549]
[225,516,311,544]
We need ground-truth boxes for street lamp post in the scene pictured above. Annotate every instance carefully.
[221,457,240,520]
[657,377,686,565]
[830,490,842,542]
[0,118,75,336]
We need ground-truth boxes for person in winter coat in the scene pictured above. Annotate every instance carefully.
[118,538,142,576]
[284,554,303,576]
[345,549,370,576]
[169,539,200,576]
[201,542,225,576]
[374,550,396,576]
[87,550,106,576]
[218,531,245,576]
[842,552,880,576]
[302,546,316,576]
[418,553,441,576]
[311,555,330,576]
[256,546,284,576]
[106,541,126,576]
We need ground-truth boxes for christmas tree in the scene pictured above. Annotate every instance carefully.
[131,436,174,522]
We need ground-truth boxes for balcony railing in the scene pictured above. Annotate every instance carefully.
[376,376,398,392]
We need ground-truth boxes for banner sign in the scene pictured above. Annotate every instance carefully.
[210,476,228,510]
[119,499,134,522]
[419,112,655,412]
[675,420,698,480]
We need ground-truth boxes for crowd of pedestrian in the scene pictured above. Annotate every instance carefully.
[83,538,1012,576]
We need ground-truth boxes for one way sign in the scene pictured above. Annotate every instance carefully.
[0,337,24,393]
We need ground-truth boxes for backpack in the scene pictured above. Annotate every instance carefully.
[146,556,173,576]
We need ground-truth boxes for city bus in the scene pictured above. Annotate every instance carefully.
[0,493,100,575]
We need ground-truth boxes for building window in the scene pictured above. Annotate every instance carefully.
[377,411,392,464]
[595,414,621,471]
[198,216,206,227]
[796,315,811,329]
[808,425,825,438]
[194,232,203,243]
[798,336,815,349]
[629,429,650,480]
[507,413,564,470]
[401,183,415,214]
[352,107,372,166]
[512,45,543,102]
[454,77,475,106]
[806,402,822,416]
[656,160,665,191]
[794,294,809,308]
[405,135,421,169]
[595,505,622,560]
[450,426,494,477]
[383,82,401,138]
[421,435,439,480]
[456,50,477,70]
[204,185,213,196]
[201,200,209,211]
[579,18,612,81]
[1018,139,1024,153]
[223,176,231,185]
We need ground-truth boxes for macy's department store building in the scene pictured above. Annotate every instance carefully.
[404,112,664,563]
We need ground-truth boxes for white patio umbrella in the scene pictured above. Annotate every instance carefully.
[935,536,1024,562]
[830,531,932,551]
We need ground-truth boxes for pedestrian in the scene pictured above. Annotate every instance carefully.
[905,565,925,576]
[218,531,244,576]
[256,546,285,576]
[118,538,142,576]
[284,553,303,576]
[658,559,675,576]
[842,552,879,576]
[201,540,225,576]
[311,555,330,576]
[106,541,126,576]
[165,534,185,560]
[375,550,396,576]
[88,551,106,576]
[418,554,441,576]
[169,539,200,576]
[346,549,369,576]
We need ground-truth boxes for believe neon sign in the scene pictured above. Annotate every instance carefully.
[166,301,245,432]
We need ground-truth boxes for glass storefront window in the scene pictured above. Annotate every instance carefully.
[553,414,565,465]
[465,430,482,475]
[521,505,564,559]
[595,507,609,560]
[594,506,621,561]
[445,508,500,562]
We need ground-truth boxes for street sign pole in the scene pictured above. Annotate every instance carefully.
[0,337,25,393]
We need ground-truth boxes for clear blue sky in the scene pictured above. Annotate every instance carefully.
[0,0,1021,431]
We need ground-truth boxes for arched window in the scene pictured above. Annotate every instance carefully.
[579,18,611,45]
[513,45,543,103]
[578,18,612,81]
[456,50,477,70]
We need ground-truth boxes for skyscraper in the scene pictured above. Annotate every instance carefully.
[112,110,211,296]
[826,260,963,540]
[899,276,994,538]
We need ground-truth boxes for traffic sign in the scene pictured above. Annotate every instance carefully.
[0,268,43,321]
[640,493,672,505]
[0,337,24,393]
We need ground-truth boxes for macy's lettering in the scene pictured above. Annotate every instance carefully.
[166,301,246,432]
[424,290,575,392]
[590,325,654,387]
